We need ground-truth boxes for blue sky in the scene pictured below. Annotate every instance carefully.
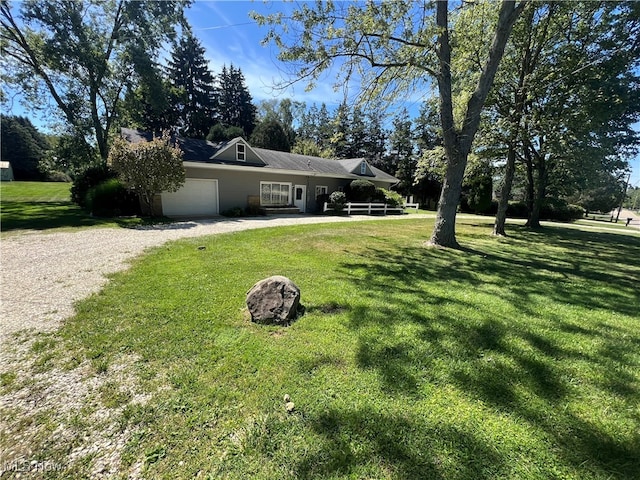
[186,1,353,107]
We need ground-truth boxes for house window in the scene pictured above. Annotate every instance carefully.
[260,182,291,206]
[236,143,246,161]
[360,161,367,175]
[315,185,328,198]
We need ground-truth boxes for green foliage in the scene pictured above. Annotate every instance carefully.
[109,134,185,216]
[0,0,189,160]
[348,179,377,202]
[39,131,99,180]
[540,199,584,223]
[377,188,404,207]
[206,123,245,142]
[291,138,335,159]
[249,119,291,152]
[0,116,51,180]
[44,171,72,183]
[294,102,387,163]
[167,31,216,138]
[462,158,493,214]
[221,207,246,218]
[568,171,626,214]
[389,108,415,195]
[214,64,257,137]
[328,190,347,212]
[624,186,640,212]
[85,179,140,217]
[71,164,117,208]
[477,2,640,228]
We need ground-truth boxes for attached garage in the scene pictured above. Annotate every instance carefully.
[161,178,219,217]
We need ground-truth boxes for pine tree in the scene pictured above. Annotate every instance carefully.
[214,64,257,136]
[167,31,215,138]
[389,108,416,195]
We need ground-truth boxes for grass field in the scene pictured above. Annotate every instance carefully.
[2,218,638,479]
[0,181,154,232]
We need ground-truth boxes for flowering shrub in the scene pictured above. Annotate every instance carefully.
[329,191,347,212]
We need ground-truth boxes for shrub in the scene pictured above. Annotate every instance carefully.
[221,207,245,217]
[46,171,72,183]
[110,134,185,216]
[541,199,584,222]
[71,163,117,208]
[329,191,347,212]
[506,201,529,219]
[378,188,404,207]
[348,179,377,201]
[85,178,140,217]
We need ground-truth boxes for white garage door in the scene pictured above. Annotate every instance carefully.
[161,179,219,217]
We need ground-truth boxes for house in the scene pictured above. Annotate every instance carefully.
[121,128,398,217]
[0,161,14,181]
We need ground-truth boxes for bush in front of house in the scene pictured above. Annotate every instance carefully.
[378,188,404,207]
[85,178,140,217]
[221,207,245,217]
[348,179,377,201]
[71,163,117,208]
[329,191,347,213]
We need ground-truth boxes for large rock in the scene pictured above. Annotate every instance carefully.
[246,276,303,325]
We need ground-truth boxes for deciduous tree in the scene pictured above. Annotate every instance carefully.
[253,0,526,247]
[109,133,185,216]
[0,0,189,160]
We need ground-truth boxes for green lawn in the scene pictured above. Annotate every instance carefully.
[5,219,638,479]
[0,181,155,232]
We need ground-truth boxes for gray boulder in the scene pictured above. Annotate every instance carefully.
[246,276,303,325]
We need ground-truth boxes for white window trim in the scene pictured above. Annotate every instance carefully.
[315,185,328,198]
[260,181,292,206]
[236,143,246,161]
[360,161,367,175]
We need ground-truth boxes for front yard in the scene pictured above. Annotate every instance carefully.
[0,181,150,232]
[1,218,638,479]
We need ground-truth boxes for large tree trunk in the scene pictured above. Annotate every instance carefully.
[431,151,468,248]
[493,144,517,236]
[429,0,526,248]
[525,142,545,228]
[527,159,545,228]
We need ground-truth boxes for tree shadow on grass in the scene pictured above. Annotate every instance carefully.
[326,225,640,478]
[293,406,506,480]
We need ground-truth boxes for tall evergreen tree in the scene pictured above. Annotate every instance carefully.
[329,102,351,158]
[390,108,416,195]
[167,31,216,138]
[363,108,388,164]
[214,64,257,136]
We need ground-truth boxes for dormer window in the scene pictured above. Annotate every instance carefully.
[360,161,367,175]
[236,143,246,161]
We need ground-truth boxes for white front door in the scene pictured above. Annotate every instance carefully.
[293,185,306,213]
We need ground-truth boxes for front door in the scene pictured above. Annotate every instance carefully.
[293,185,306,213]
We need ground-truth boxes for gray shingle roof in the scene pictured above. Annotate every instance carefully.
[120,128,398,183]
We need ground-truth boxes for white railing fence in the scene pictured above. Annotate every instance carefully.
[323,202,418,215]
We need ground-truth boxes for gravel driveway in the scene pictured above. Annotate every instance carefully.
[0,214,424,347]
